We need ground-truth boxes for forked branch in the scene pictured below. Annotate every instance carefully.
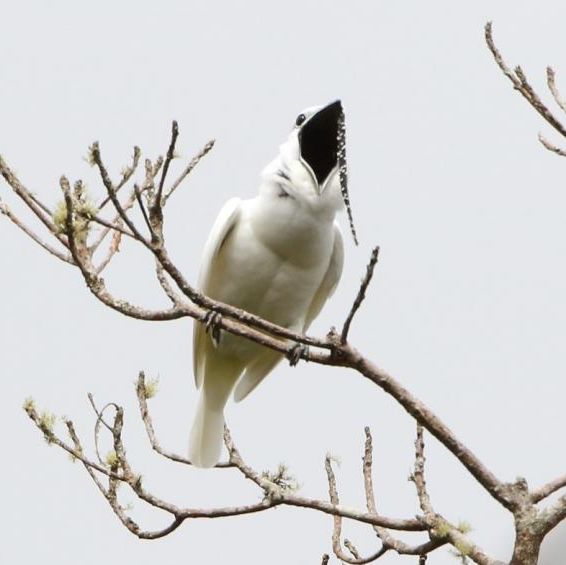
[25,373,447,562]
[485,21,566,157]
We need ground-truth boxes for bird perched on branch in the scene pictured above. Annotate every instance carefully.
[189,100,357,467]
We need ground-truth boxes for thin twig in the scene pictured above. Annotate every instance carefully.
[325,455,387,564]
[134,183,153,235]
[155,260,184,305]
[90,142,148,245]
[27,191,53,216]
[547,67,566,115]
[485,22,566,138]
[538,133,566,157]
[95,228,122,274]
[88,393,119,465]
[0,197,74,263]
[154,120,179,209]
[531,473,566,503]
[282,496,425,532]
[0,155,69,249]
[541,493,566,534]
[163,138,215,205]
[412,424,434,516]
[97,146,141,210]
[23,404,123,479]
[344,540,361,559]
[230,427,426,531]
[88,214,136,239]
[341,246,379,343]
[70,414,184,539]
[89,190,137,254]
[362,427,436,556]
[91,183,154,273]
[325,454,347,561]
[409,424,498,565]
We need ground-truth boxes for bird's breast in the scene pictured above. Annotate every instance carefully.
[246,195,334,267]
[206,197,335,333]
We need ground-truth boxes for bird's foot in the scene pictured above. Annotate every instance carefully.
[286,342,309,367]
[204,310,222,346]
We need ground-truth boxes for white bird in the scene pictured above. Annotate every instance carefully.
[189,100,356,467]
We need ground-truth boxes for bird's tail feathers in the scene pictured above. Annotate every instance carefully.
[188,394,225,468]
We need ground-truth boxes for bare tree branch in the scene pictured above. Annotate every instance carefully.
[345,349,515,511]
[154,120,178,210]
[546,67,566,115]
[323,453,389,564]
[409,425,504,565]
[90,142,149,245]
[531,474,566,504]
[134,183,154,236]
[541,494,566,534]
[0,155,70,249]
[163,138,215,205]
[537,133,566,157]
[97,146,141,211]
[88,213,136,239]
[485,22,566,141]
[25,382,433,552]
[0,196,73,263]
[412,425,434,517]
[95,228,123,274]
[89,190,137,255]
[362,427,444,557]
[341,246,379,344]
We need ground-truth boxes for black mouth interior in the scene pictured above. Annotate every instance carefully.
[299,100,342,186]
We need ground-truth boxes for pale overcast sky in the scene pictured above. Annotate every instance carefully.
[2,1,566,564]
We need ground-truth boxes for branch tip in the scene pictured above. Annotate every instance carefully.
[341,245,380,343]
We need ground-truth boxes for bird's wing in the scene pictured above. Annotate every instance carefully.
[302,222,344,332]
[193,197,242,388]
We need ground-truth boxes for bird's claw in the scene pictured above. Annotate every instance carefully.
[204,310,222,346]
[286,343,309,367]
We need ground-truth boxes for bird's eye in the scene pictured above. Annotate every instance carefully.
[295,113,306,127]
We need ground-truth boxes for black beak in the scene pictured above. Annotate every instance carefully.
[299,100,342,190]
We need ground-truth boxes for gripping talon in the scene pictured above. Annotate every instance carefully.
[287,343,309,367]
[204,311,222,346]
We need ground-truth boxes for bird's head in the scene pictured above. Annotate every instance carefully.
[262,100,358,244]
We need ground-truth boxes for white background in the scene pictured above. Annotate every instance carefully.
[1,1,565,563]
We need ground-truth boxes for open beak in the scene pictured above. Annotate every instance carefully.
[298,100,342,193]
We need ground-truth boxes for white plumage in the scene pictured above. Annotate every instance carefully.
[189,101,348,467]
